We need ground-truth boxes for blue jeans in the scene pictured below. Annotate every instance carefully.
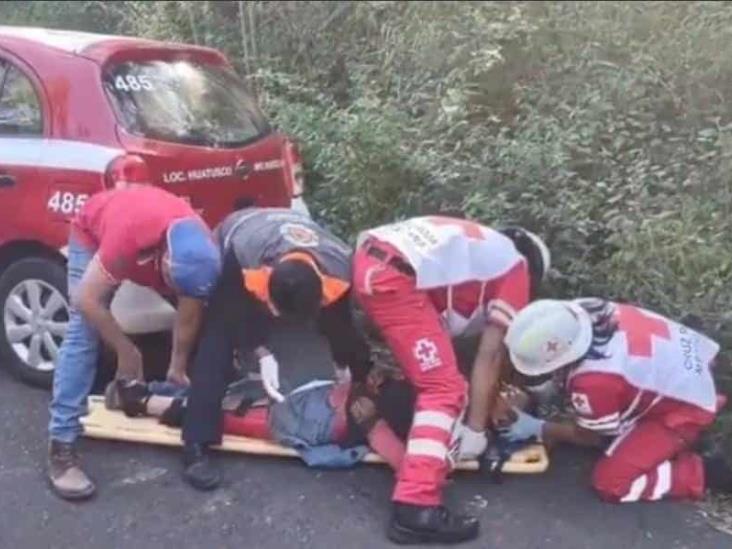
[48,239,102,443]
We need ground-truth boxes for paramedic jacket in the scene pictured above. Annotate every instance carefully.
[183,208,372,446]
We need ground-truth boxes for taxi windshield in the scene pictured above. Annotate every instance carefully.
[104,59,269,148]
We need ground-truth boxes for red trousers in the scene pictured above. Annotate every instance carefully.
[592,400,717,503]
[353,243,467,506]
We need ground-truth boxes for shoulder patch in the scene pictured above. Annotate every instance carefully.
[280,223,319,248]
[571,392,593,416]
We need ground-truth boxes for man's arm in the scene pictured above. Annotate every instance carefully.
[75,256,142,379]
[167,296,205,385]
[319,294,373,382]
[466,323,508,432]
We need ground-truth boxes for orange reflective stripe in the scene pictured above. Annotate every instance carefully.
[321,275,350,305]
[243,267,272,304]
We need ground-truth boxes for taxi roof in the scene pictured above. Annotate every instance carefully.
[0,26,226,65]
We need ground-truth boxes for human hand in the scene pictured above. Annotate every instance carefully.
[498,408,545,443]
[166,367,190,387]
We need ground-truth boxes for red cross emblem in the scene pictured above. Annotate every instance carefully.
[428,217,485,239]
[413,338,442,371]
[571,392,593,415]
[616,305,671,358]
[545,340,559,353]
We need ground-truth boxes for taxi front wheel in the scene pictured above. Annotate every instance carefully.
[0,257,69,388]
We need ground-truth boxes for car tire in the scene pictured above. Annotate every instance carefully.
[0,257,69,388]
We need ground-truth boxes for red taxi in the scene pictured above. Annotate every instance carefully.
[0,26,308,386]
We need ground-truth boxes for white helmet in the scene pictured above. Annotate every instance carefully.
[505,299,593,376]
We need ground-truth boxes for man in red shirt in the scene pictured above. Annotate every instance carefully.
[352,216,550,544]
[47,186,221,501]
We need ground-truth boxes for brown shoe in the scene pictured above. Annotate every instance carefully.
[47,440,96,501]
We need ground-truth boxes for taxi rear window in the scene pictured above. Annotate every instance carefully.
[104,60,269,148]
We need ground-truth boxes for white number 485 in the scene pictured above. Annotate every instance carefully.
[114,74,154,92]
[47,191,89,215]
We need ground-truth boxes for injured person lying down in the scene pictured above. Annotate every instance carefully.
[104,322,532,470]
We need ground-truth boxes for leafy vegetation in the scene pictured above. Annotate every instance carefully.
[2,1,730,450]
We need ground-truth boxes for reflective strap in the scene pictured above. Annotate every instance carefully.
[651,461,672,500]
[577,412,621,432]
[620,474,648,503]
[413,410,455,433]
[621,391,643,421]
[363,265,383,296]
[406,438,448,461]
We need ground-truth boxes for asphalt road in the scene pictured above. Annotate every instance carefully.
[1,367,730,549]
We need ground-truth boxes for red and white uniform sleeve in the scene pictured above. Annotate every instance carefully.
[569,373,631,435]
[485,260,530,329]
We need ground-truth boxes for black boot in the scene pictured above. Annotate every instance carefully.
[704,453,732,493]
[116,380,151,418]
[183,443,220,491]
[387,502,479,545]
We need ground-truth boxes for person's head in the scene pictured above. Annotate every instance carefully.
[345,367,415,443]
[504,298,617,382]
[268,253,323,321]
[162,217,222,299]
[498,227,551,296]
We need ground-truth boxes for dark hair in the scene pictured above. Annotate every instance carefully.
[498,226,545,296]
[341,378,416,448]
[376,378,415,440]
[577,298,618,361]
[269,259,323,320]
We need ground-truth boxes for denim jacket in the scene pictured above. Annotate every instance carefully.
[269,382,368,468]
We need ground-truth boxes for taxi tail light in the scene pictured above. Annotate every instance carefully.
[105,154,152,189]
[282,139,304,198]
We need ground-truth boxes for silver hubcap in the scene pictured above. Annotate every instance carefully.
[3,279,68,373]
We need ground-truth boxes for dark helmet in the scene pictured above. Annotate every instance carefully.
[498,226,551,292]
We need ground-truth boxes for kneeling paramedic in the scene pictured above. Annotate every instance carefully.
[181,208,372,489]
[48,187,221,501]
[352,216,550,545]
[502,299,732,503]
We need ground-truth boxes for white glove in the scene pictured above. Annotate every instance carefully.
[457,425,488,460]
[259,354,285,403]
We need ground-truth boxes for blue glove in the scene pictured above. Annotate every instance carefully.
[499,408,545,443]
